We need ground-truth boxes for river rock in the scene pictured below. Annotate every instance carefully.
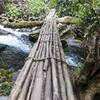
[66,37,81,47]
[61,39,68,47]
[0,44,7,51]
[16,28,33,32]
[64,37,88,58]
[8,17,14,22]
[0,46,28,70]
[0,29,11,35]
[29,34,38,42]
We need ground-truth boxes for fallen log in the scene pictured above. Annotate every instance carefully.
[2,16,79,28]
[57,16,79,24]
[4,21,43,28]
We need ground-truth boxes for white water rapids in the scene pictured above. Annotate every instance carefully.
[0,25,32,53]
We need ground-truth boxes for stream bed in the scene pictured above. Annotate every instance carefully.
[0,25,85,96]
[0,25,33,70]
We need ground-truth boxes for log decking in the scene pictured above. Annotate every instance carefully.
[9,10,75,100]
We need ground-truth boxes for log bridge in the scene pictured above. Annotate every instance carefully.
[9,10,75,100]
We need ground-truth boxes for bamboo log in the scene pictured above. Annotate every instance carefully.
[49,19,60,100]
[26,26,48,100]
[17,33,46,100]
[30,34,47,100]
[10,9,75,100]
[54,20,67,100]
[58,29,75,100]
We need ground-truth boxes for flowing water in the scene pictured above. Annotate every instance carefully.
[64,37,85,69]
[0,25,85,98]
[0,25,84,70]
[0,25,33,70]
[65,52,84,69]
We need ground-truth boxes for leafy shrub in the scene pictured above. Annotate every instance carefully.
[48,0,57,9]
[56,0,100,36]
[27,0,48,16]
[0,69,15,95]
[5,3,23,18]
[0,82,13,95]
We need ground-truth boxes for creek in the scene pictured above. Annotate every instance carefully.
[0,25,84,70]
[0,25,84,97]
[0,25,32,70]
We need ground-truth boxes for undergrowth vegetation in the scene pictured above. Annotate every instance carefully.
[56,0,100,35]
[0,69,15,95]
[0,0,100,96]
[5,3,23,18]
[5,0,49,18]
[27,0,48,16]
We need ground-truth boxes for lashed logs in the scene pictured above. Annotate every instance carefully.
[10,9,75,100]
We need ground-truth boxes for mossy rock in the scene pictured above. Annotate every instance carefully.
[61,39,67,47]
[0,19,7,24]
[29,32,40,42]
[0,44,7,51]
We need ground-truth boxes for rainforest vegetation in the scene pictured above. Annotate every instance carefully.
[0,0,100,100]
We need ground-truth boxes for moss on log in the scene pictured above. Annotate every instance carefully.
[57,16,79,24]
[2,16,79,28]
[4,21,43,28]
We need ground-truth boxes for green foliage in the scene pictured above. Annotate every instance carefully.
[56,0,76,16]
[5,3,23,18]
[0,69,15,95]
[76,1,100,35]
[27,0,48,16]
[0,82,13,95]
[48,0,57,9]
[56,0,100,35]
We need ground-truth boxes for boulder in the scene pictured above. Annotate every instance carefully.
[0,44,7,51]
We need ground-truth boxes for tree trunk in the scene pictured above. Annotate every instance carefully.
[75,32,100,100]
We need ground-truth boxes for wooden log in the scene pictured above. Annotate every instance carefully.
[4,21,43,28]
[50,22,61,100]
[10,9,75,100]
[26,25,48,100]
[2,16,79,28]
[44,66,52,100]
[17,33,46,100]
[58,34,75,100]
[57,16,79,24]
[54,20,67,100]
[30,34,46,100]
[10,23,44,100]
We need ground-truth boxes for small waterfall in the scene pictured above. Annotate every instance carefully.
[0,25,30,37]
[0,25,33,70]
[0,25,32,53]
[0,35,32,52]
